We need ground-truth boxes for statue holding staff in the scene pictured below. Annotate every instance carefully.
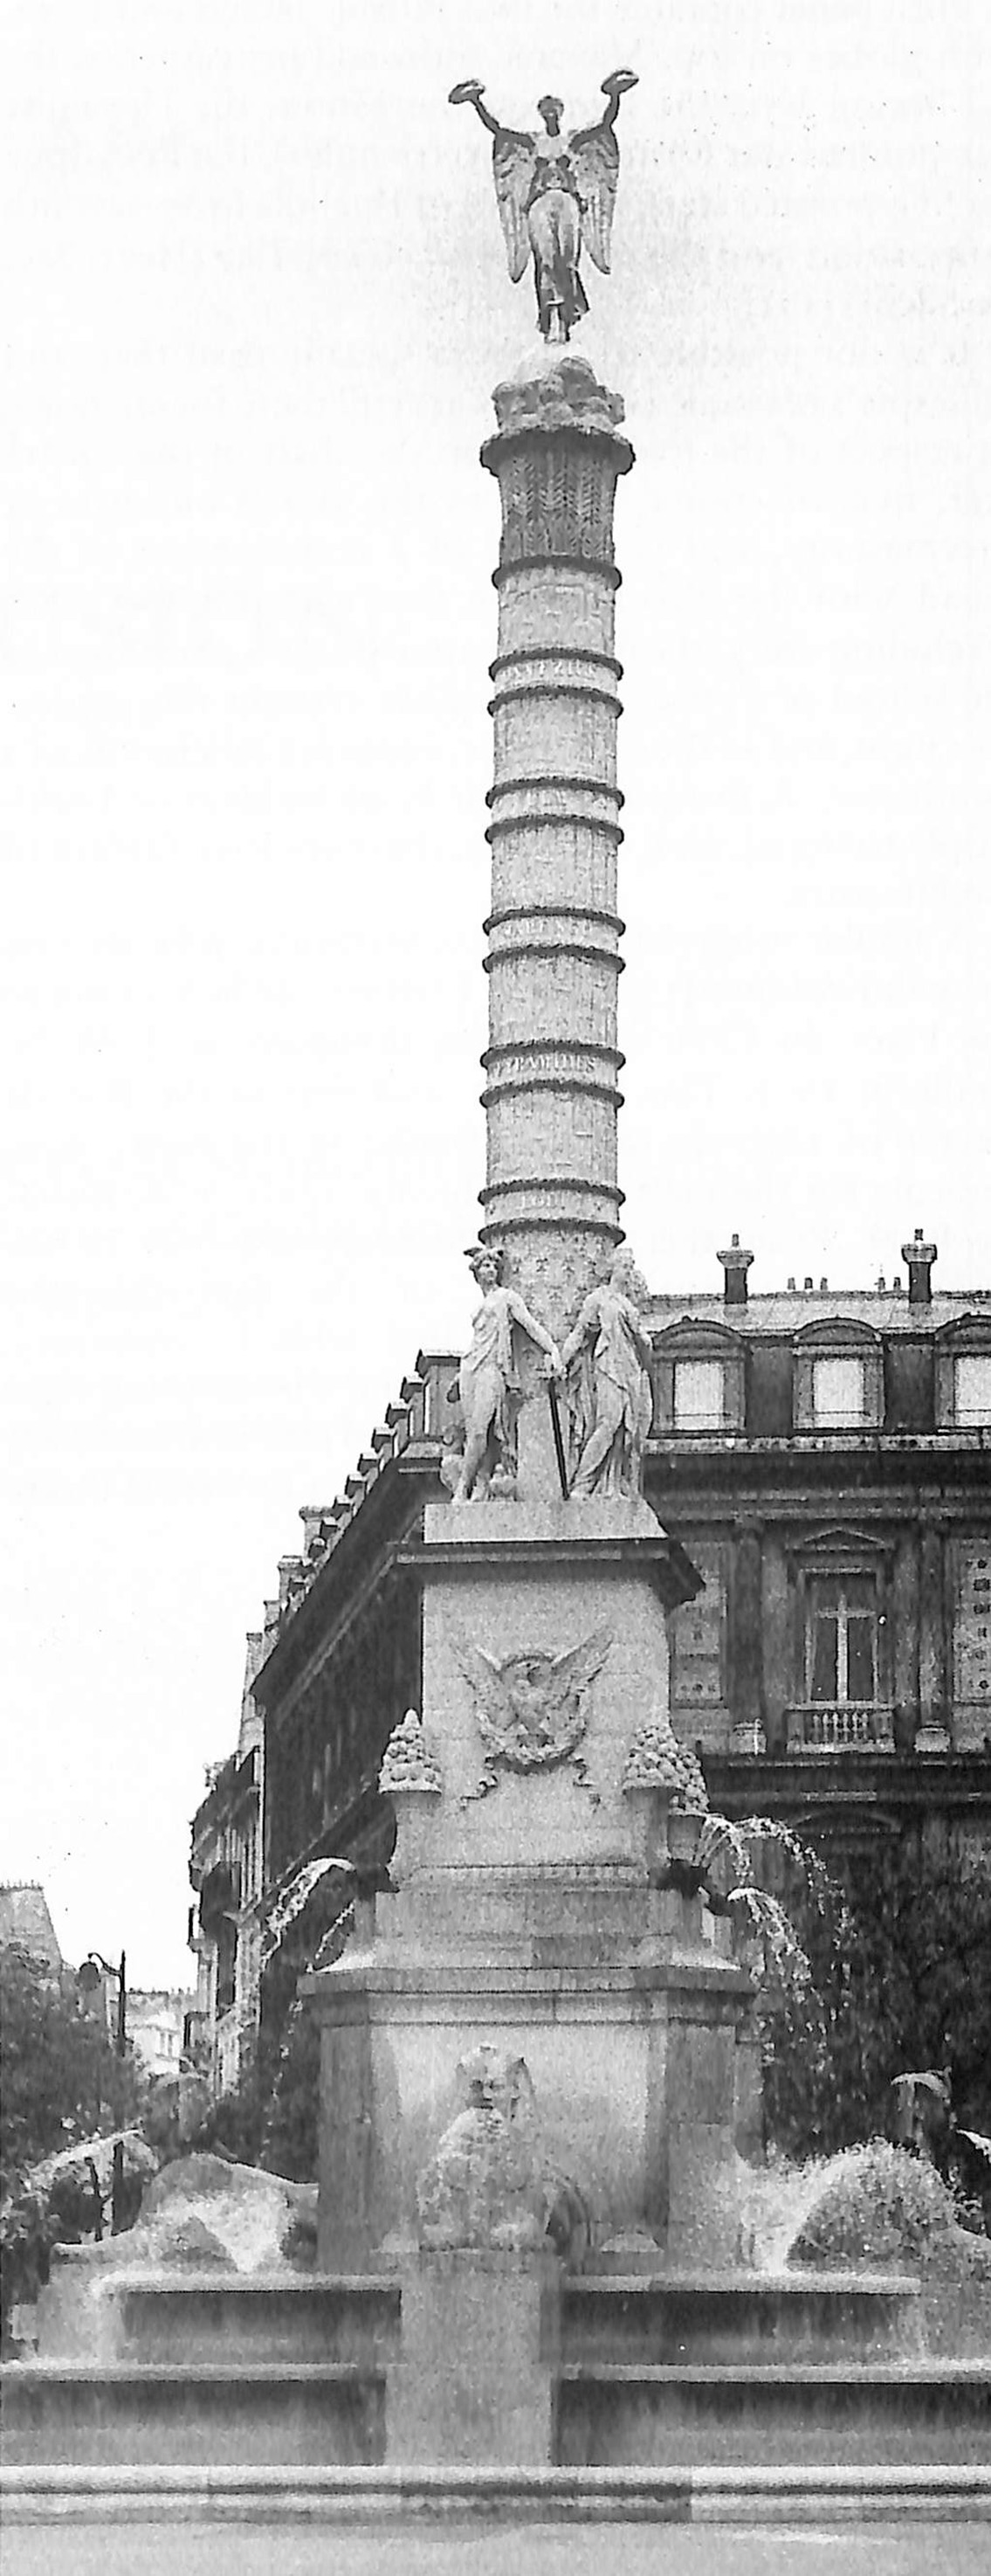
[449,71,638,344]
[452,1246,563,1505]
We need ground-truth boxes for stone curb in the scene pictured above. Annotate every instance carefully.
[2,2464,990,2524]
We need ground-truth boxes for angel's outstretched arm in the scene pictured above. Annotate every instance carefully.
[601,69,637,126]
[449,80,502,137]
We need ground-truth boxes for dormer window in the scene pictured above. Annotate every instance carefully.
[793,1320,882,1432]
[954,1355,991,1426]
[812,1357,866,1426]
[934,1318,991,1428]
[673,1359,726,1430]
[651,1318,746,1434]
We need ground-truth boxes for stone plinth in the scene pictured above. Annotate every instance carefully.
[306,1455,753,2282]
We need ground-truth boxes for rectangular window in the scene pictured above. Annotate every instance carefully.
[955,1356,991,1425]
[812,1357,866,1424]
[673,1359,725,1429]
[808,1575,877,1703]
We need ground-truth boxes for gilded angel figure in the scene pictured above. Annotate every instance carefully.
[449,71,638,343]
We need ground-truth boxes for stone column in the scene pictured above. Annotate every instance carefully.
[916,1517,951,1751]
[729,1522,767,1754]
[478,356,634,1339]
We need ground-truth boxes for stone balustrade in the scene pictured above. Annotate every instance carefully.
[784,1702,896,1755]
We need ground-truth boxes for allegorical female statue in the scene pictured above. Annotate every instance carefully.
[452,1246,562,1505]
[560,1247,654,1500]
[449,71,638,344]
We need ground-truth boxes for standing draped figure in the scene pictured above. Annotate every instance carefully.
[453,1247,562,1504]
[561,1248,653,1500]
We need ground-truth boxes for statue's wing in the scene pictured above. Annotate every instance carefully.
[546,1626,612,1714]
[568,118,620,273]
[492,128,538,283]
[451,1632,513,1728]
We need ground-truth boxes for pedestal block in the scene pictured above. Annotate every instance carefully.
[387,2253,558,2465]
[306,1468,753,2277]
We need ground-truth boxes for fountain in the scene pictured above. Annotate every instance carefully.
[3,68,990,2509]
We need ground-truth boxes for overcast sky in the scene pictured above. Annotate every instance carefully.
[3,1,989,1986]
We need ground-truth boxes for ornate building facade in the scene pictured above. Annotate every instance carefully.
[188,1231,991,2089]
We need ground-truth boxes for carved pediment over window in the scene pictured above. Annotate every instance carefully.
[794,1318,880,1350]
[655,1316,746,1356]
[791,1803,902,1851]
[786,1524,894,1572]
[934,1315,991,1428]
[793,1319,883,1430]
[651,1316,745,1433]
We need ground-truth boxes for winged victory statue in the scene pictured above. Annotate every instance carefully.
[449,72,638,344]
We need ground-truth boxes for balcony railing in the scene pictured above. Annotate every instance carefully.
[785,1702,895,1755]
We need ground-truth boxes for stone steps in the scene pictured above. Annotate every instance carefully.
[7,2261,989,2473]
[0,2360,384,2468]
[3,2461,991,2524]
[554,2360,991,2468]
[45,2269,402,2365]
[560,2270,924,2364]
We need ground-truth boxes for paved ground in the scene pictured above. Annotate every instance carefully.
[3,2521,990,2576]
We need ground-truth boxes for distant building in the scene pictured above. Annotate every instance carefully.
[123,1988,192,2082]
[189,1231,991,2077]
[0,1884,62,1973]
[188,1635,265,2095]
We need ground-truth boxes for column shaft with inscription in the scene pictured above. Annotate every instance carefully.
[479,358,632,1338]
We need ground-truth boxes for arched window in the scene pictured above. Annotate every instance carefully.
[934,1317,991,1428]
[793,1319,883,1432]
[650,1318,746,1434]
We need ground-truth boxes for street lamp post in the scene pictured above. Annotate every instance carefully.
[79,1947,127,2234]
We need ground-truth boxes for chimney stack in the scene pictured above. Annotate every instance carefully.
[901,1227,938,1306]
[717,1233,754,1306]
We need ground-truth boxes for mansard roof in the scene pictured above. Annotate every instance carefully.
[646,1288,991,1337]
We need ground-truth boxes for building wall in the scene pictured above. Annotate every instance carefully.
[644,1269,991,1849]
[189,1270,991,2082]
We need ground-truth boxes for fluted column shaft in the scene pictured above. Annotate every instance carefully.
[478,361,634,1338]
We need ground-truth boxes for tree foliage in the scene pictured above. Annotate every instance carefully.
[760,1829,991,2158]
[190,1874,354,2180]
[0,1944,141,2199]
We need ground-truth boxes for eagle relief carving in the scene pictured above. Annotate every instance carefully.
[451,1627,612,1799]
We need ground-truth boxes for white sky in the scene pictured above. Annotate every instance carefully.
[3,2,989,1986]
